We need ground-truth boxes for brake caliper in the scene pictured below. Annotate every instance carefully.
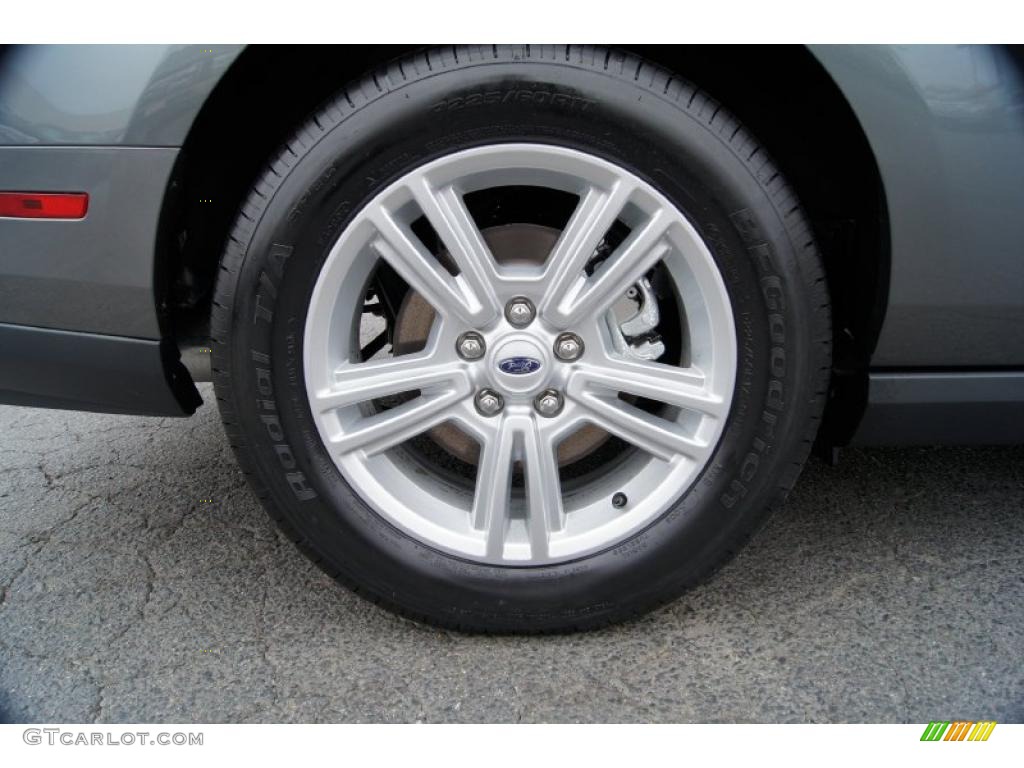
[606,276,666,361]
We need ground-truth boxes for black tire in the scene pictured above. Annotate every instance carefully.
[211,45,831,633]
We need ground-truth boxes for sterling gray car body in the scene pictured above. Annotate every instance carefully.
[1,44,1022,440]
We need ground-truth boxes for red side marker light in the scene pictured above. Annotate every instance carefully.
[0,192,89,219]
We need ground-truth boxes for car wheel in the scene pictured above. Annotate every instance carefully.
[211,45,831,632]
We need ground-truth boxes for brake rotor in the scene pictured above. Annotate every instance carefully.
[393,223,610,467]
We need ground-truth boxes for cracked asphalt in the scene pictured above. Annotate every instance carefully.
[0,384,1021,723]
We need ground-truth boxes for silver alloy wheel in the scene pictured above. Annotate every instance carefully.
[304,144,736,565]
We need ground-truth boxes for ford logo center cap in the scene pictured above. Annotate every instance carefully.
[498,357,542,375]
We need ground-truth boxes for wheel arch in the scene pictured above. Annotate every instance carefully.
[160,45,890,445]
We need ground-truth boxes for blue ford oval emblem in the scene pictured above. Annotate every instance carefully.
[498,357,542,375]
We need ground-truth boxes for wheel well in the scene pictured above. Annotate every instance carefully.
[631,45,889,447]
[162,44,887,445]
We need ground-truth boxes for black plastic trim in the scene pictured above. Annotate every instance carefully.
[851,371,1024,445]
[0,322,201,417]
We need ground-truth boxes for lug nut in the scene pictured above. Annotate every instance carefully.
[456,331,486,360]
[534,389,564,418]
[505,297,536,328]
[554,332,584,361]
[475,389,504,417]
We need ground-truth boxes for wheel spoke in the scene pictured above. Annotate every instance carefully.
[365,205,486,325]
[571,358,726,419]
[408,178,501,321]
[313,353,464,413]
[329,387,467,457]
[556,209,673,326]
[518,416,565,560]
[572,392,711,463]
[538,181,634,321]
[471,415,564,561]
[472,421,516,559]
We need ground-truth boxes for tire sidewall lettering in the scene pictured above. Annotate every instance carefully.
[245,246,318,503]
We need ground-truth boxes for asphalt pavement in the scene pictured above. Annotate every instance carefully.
[1,384,1021,723]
